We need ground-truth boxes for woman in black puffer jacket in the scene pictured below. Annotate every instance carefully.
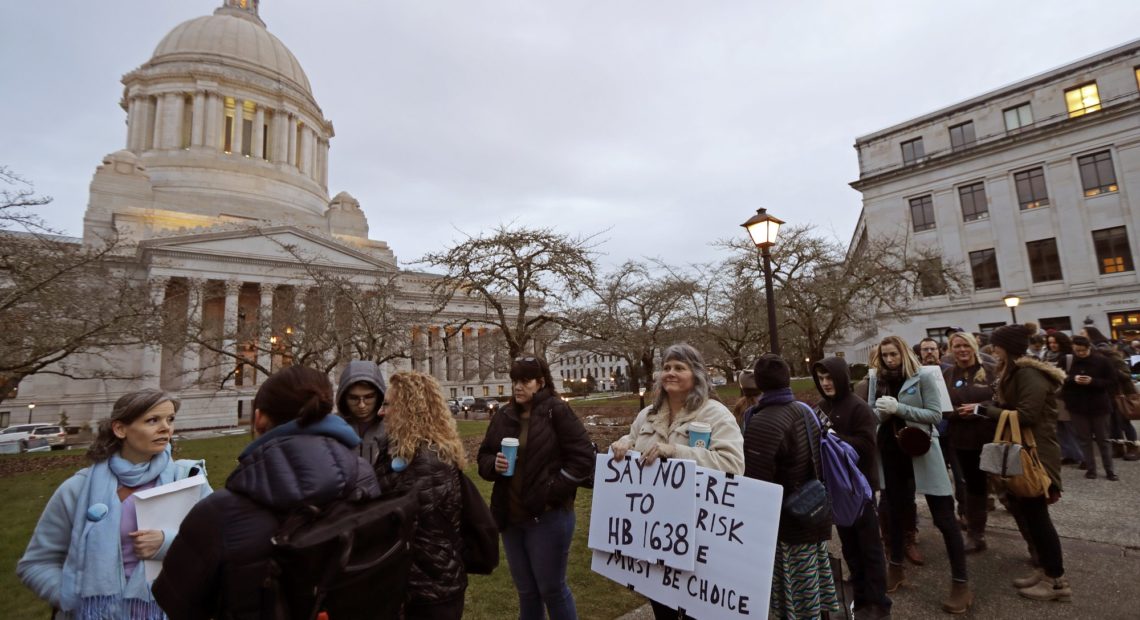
[375,371,467,619]
[477,356,595,620]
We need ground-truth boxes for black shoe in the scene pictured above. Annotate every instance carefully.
[1061,457,1077,465]
[1079,461,1089,469]
[1085,470,1097,479]
[1106,472,1120,481]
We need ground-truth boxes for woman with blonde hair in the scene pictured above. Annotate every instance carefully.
[942,331,996,553]
[864,335,972,614]
[376,371,468,619]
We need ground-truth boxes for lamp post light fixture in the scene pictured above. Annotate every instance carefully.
[1003,295,1021,325]
[741,207,784,354]
[27,402,36,424]
[638,386,647,411]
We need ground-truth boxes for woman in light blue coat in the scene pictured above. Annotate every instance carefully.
[867,335,972,615]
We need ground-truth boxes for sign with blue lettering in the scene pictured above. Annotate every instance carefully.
[587,452,698,571]
[591,467,783,618]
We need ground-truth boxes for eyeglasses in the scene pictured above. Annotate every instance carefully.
[346,393,378,404]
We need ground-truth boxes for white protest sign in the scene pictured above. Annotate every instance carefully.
[134,474,208,583]
[919,365,954,413]
[591,467,783,619]
[587,452,698,571]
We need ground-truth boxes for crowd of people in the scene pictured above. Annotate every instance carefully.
[15,323,1137,619]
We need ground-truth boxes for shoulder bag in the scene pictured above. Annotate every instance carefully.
[980,410,1051,498]
[782,407,831,529]
[457,468,500,575]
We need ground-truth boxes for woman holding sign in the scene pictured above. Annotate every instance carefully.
[477,356,595,620]
[611,343,744,620]
[17,389,210,619]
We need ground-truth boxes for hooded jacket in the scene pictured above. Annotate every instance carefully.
[983,356,1067,491]
[152,415,381,620]
[335,360,388,465]
[812,357,879,489]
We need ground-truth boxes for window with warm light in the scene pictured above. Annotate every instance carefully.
[1003,103,1033,132]
[901,137,925,165]
[1064,83,1100,117]
[1092,226,1134,275]
[241,100,255,157]
[1014,167,1049,209]
[909,195,935,232]
[958,181,988,222]
[1078,150,1118,197]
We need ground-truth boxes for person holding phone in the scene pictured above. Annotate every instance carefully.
[1062,336,1119,481]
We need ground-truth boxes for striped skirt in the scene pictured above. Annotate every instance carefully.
[770,540,840,620]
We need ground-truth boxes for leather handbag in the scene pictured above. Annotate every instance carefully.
[981,410,1051,498]
[1115,393,1140,421]
[895,425,931,457]
[782,408,831,529]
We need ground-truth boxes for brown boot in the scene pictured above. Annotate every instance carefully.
[1125,441,1140,462]
[963,495,988,554]
[886,563,908,593]
[1012,569,1044,588]
[942,581,973,614]
[1018,575,1072,602]
[904,531,924,566]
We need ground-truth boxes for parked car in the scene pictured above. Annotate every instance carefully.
[30,425,68,450]
[0,423,55,453]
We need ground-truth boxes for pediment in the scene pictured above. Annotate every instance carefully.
[140,225,394,271]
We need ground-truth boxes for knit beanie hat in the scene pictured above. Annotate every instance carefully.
[753,354,791,391]
[990,324,1032,358]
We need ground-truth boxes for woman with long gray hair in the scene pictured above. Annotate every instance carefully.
[18,389,211,619]
[610,343,744,619]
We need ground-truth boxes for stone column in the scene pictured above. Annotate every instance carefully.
[126,97,141,150]
[191,90,206,147]
[257,283,274,382]
[273,110,287,162]
[287,115,297,166]
[141,277,169,386]
[164,93,184,149]
[253,106,265,160]
[152,95,167,150]
[183,278,204,389]
[205,92,222,150]
[232,100,245,156]
[299,125,313,177]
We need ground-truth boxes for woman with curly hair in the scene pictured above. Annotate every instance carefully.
[375,371,469,619]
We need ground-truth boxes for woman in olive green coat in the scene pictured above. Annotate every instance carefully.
[982,325,1070,603]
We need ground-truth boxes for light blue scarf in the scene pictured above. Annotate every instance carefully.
[59,446,174,620]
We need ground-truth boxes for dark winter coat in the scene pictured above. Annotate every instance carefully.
[812,356,879,489]
[743,390,833,544]
[477,389,595,530]
[376,447,465,605]
[335,360,389,465]
[983,357,1067,492]
[1062,351,1116,417]
[943,359,997,450]
[152,416,381,620]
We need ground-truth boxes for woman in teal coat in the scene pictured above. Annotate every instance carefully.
[866,335,971,614]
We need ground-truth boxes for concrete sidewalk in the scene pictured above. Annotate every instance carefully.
[617,454,1140,619]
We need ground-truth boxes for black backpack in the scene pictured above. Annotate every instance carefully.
[265,490,419,620]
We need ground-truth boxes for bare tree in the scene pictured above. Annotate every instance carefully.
[720,224,968,363]
[677,260,768,379]
[416,224,599,361]
[0,167,155,405]
[566,260,696,392]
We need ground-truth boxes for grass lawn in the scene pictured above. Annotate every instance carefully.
[0,428,645,619]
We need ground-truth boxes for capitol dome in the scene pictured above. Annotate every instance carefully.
[150,6,312,97]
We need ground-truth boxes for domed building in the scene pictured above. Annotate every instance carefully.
[13,1,514,429]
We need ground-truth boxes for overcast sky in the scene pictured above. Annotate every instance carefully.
[2,1,1139,270]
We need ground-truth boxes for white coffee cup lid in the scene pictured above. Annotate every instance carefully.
[501,437,520,447]
[689,422,712,433]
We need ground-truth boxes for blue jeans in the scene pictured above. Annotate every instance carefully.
[501,508,578,620]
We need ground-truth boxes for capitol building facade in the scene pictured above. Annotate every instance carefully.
[6,0,516,429]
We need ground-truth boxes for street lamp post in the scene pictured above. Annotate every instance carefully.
[27,402,36,424]
[638,386,647,411]
[1003,295,1021,325]
[742,207,785,354]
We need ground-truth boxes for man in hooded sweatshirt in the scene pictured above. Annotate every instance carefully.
[336,360,388,466]
[814,356,892,620]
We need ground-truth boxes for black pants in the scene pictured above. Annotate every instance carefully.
[1111,404,1138,441]
[1005,493,1065,579]
[942,438,967,516]
[955,449,988,496]
[1072,413,1114,474]
[837,498,891,611]
[404,593,465,620]
[881,448,968,581]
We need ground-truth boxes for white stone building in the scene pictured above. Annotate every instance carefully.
[2,1,515,430]
[834,39,1140,362]
[549,348,632,393]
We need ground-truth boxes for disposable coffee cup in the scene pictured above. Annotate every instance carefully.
[688,422,712,449]
[501,438,520,476]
